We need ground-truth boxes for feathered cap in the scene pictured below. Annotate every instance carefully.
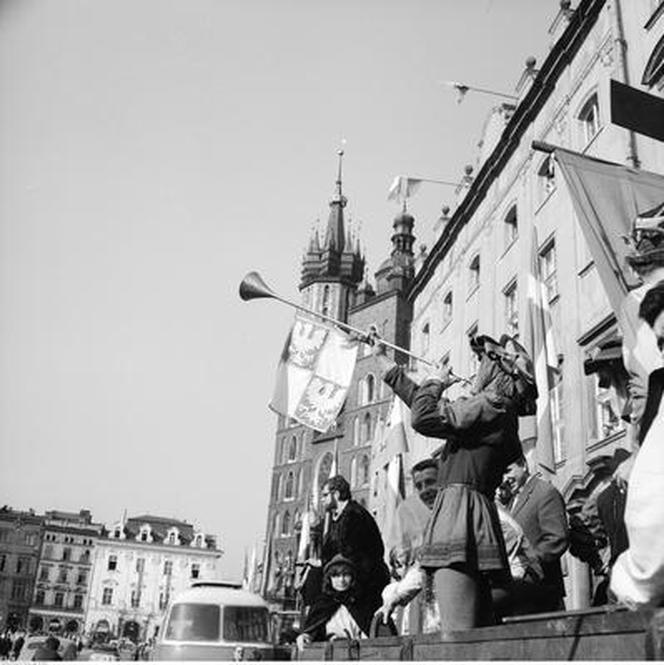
[470,333,538,415]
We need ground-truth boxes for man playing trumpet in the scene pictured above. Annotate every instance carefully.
[370,331,538,631]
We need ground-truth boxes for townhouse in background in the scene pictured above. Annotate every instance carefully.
[85,515,222,642]
[0,507,43,631]
[28,510,104,634]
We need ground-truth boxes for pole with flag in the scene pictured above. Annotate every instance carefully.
[524,228,560,476]
[381,396,410,560]
[259,526,273,599]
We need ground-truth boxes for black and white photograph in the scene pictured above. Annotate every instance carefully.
[1,0,664,660]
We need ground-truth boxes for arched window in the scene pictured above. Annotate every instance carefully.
[537,156,556,201]
[296,468,303,497]
[353,417,359,446]
[293,510,301,532]
[322,285,330,316]
[276,474,283,501]
[361,455,370,486]
[365,374,375,403]
[442,291,453,327]
[350,457,357,488]
[282,511,291,536]
[317,452,334,496]
[285,471,294,499]
[642,33,664,87]
[578,93,601,144]
[273,512,280,537]
[421,323,430,355]
[166,528,179,546]
[288,436,297,462]
[469,254,480,293]
[504,205,518,248]
[362,412,373,444]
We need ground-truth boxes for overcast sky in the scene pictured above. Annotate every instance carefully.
[0,0,557,579]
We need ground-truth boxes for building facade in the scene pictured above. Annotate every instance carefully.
[406,0,664,609]
[85,515,222,642]
[0,507,43,631]
[28,510,104,635]
[261,0,664,612]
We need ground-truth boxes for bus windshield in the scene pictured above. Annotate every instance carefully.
[165,603,220,642]
[222,606,269,643]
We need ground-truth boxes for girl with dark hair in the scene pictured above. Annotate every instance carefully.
[296,555,390,651]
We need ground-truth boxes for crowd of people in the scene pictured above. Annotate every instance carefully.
[294,225,664,649]
[0,630,25,661]
[295,330,574,651]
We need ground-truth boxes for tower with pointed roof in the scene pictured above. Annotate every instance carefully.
[262,152,416,612]
[300,150,365,321]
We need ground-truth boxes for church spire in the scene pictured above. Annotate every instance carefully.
[324,148,347,253]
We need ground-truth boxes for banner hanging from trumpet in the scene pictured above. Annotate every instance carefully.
[270,314,359,432]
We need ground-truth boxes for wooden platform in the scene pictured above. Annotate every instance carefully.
[299,606,664,660]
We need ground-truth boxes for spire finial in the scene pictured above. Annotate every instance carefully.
[336,139,346,198]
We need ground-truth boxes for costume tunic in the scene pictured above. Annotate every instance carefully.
[384,365,521,579]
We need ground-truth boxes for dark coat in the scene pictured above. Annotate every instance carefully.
[511,475,569,599]
[322,500,390,601]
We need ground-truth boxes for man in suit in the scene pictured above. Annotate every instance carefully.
[321,475,390,610]
[502,455,569,613]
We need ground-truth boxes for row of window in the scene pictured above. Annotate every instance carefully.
[43,533,94,546]
[421,239,559,357]
[34,589,84,609]
[41,544,91,563]
[100,587,170,610]
[110,525,205,547]
[107,554,200,578]
[0,554,33,575]
[38,566,88,585]
[0,530,39,546]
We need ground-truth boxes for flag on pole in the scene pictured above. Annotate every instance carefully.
[243,545,257,592]
[270,314,359,432]
[259,527,273,598]
[524,228,560,476]
[297,499,312,563]
[387,175,422,202]
[382,396,409,456]
[382,453,406,566]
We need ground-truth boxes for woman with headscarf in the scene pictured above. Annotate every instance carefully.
[373,332,537,631]
[296,554,392,651]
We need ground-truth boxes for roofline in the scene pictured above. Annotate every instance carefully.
[408,0,606,302]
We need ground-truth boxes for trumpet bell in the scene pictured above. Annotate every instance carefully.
[239,271,276,301]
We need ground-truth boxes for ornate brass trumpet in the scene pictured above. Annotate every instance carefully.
[239,271,470,384]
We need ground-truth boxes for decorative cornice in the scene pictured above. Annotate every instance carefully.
[409,0,607,302]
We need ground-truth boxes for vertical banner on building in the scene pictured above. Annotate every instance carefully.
[554,147,664,320]
[524,228,559,476]
[270,314,359,432]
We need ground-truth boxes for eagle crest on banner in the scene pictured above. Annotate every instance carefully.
[295,377,346,431]
[288,318,328,369]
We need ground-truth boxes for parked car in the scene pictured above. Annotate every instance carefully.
[152,581,289,660]
[18,635,78,661]
[79,643,120,662]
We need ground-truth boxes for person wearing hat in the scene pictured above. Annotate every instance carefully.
[296,554,393,651]
[371,331,536,631]
[616,201,664,485]
[500,454,569,613]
